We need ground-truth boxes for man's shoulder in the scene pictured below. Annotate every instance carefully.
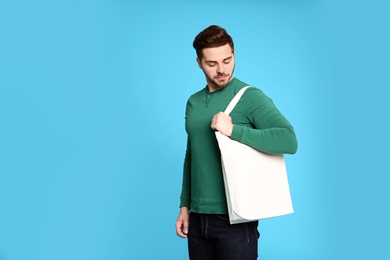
[239,85,274,108]
[231,79,271,103]
[192,87,206,96]
[231,78,259,93]
[232,78,265,96]
[185,87,205,104]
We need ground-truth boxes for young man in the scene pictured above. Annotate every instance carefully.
[175,25,298,260]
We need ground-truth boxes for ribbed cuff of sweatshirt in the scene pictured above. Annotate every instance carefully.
[230,124,245,141]
[180,197,191,209]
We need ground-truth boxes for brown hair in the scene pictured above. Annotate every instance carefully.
[193,25,234,59]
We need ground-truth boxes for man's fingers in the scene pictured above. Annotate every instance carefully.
[211,112,224,130]
[176,218,189,238]
[211,112,233,136]
[182,220,188,235]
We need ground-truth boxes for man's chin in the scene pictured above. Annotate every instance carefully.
[207,75,232,90]
[215,79,230,88]
[213,82,228,89]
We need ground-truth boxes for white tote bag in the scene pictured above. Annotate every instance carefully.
[215,86,294,224]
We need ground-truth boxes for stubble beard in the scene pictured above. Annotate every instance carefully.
[207,67,235,91]
[212,74,231,89]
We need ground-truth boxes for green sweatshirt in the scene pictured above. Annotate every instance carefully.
[180,78,298,214]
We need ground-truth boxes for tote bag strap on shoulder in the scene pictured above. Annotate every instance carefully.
[224,86,251,115]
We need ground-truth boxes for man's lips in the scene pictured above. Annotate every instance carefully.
[215,75,228,80]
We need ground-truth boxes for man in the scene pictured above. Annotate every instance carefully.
[175,25,298,260]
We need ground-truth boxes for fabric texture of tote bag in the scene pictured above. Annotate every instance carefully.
[215,86,294,224]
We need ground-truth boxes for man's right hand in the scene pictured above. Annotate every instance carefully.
[175,207,189,238]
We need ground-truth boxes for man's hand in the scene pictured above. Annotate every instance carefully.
[211,112,234,137]
[176,207,189,238]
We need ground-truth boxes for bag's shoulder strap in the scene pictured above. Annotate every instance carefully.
[224,86,251,115]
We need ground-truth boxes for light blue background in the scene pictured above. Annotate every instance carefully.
[1,0,389,259]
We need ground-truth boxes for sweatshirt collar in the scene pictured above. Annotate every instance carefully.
[205,77,238,94]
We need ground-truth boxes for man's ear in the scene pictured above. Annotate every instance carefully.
[196,57,202,68]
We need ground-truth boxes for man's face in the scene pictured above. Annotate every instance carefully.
[197,43,235,92]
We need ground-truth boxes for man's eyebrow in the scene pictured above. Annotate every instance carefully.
[223,56,233,61]
[205,56,233,63]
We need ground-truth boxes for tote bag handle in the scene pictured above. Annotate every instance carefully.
[224,86,251,115]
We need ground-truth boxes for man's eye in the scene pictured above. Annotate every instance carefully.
[224,60,231,64]
[208,63,216,67]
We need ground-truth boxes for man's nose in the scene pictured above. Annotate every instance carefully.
[216,64,225,74]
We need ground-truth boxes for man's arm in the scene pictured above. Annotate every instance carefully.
[176,138,191,238]
[212,88,298,154]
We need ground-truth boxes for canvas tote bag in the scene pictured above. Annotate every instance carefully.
[215,86,294,224]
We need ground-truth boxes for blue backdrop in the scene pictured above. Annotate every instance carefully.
[1,0,389,259]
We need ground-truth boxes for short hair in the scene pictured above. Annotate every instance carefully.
[193,25,234,59]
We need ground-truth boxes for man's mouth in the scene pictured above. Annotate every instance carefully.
[215,75,228,80]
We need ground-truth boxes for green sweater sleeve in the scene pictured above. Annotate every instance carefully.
[179,137,191,208]
[230,88,298,154]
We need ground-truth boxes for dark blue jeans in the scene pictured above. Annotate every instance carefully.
[188,212,260,260]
